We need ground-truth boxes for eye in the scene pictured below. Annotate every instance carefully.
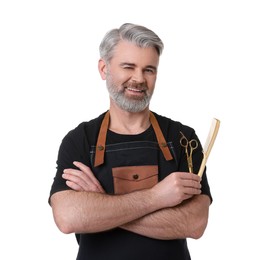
[121,63,134,70]
[144,68,156,74]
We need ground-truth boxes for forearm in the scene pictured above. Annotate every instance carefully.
[50,189,160,234]
[55,166,204,237]
[121,195,210,240]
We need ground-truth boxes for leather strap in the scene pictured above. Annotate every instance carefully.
[94,111,173,167]
[94,111,110,167]
[149,112,173,161]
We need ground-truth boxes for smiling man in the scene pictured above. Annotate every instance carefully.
[49,23,212,260]
[103,40,157,114]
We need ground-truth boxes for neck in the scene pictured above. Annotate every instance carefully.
[109,103,151,135]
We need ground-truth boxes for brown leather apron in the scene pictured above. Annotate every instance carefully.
[94,111,173,167]
[89,111,176,195]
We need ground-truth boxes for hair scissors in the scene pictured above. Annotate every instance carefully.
[180,131,198,173]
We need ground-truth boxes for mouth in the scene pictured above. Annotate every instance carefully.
[125,87,145,93]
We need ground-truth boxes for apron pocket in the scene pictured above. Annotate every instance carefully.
[112,165,158,194]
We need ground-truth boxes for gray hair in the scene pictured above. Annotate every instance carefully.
[99,23,164,63]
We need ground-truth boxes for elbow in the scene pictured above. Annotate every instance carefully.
[189,217,208,239]
[56,220,74,235]
[189,194,211,239]
[53,210,75,234]
[50,191,99,234]
[50,193,76,234]
[190,228,206,240]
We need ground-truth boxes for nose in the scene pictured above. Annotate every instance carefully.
[131,69,145,83]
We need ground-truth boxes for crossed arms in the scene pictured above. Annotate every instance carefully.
[50,161,210,240]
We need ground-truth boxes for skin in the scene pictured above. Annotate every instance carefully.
[50,40,211,240]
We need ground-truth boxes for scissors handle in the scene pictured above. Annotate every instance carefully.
[180,131,197,173]
[189,139,198,150]
[179,132,188,147]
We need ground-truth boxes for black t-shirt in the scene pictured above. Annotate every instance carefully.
[49,111,212,260]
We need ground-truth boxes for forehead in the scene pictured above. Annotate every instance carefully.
[111,40,159,67]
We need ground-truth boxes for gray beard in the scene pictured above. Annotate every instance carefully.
[106,82,152,113]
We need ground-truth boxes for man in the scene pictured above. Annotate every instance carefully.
[49,23,212,260]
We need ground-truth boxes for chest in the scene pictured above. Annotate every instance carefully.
[90,138,178,194]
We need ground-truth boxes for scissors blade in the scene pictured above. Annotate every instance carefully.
[187,156,193,173]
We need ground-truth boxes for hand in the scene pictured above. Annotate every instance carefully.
[62,161,105,193]
[152,172,201,208]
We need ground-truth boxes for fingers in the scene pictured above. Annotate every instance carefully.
[182,179,201,190]
[152,171,202,208]
[65,180,85,191]
[62,161,105,193]
[178,171,201,182]
[63,171,92,191]
[176,172,202,195]
[73,161,103,189]
[183,186,201,196]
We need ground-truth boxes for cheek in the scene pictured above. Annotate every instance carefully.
[147,77,157,89]
[111,70,132,85]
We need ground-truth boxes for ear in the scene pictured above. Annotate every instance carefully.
[98,59,107,80]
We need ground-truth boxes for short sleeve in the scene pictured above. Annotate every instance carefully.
[48,123,90,203]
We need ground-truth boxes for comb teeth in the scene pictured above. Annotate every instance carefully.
[198,118,220,177]
[203,118,220,158]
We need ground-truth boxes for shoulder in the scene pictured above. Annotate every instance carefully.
[68,111,107,136]
[61,111,107,147]
[151,111,195,138]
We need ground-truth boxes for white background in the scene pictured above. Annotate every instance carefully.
[1,0,259,259]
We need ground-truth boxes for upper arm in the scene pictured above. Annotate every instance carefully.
[49,125,91,204]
